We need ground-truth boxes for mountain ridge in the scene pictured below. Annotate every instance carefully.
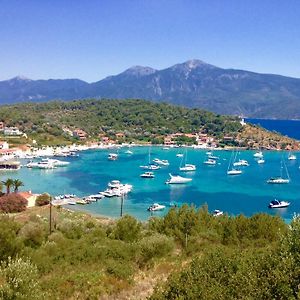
[1,59,300,119]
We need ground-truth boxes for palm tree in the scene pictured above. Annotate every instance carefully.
[2,178,14,194]
[13,179,24,193]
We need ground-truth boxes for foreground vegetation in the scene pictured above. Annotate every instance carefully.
[1,205,300,299]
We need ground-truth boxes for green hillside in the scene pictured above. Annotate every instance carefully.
[0,99,242,145]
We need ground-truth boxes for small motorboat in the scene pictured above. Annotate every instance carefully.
[233,159,249,167]
[257,158,265,164]
[268,199,290,208]
[125,150,133,154]
[140,164,161,170]
[254,151,263,158]
[108,153,118,160]
[147,203,166,211]
[140,171,155,178]
[166,173,192,184]
[153,158,169,166]
[176,153,184,157]
[203,158,216,165]
[212,209,224,217]
[208,155,219,160]
[267,177,290,184]
[76,199,88,205]
[179,164,196,172]
[227,169,242,175]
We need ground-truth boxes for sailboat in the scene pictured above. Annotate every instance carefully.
[232,152,249,167]
[140,147,161,170]
[227,150,242,175]
[179,149,196,172]
[267,157,290,184]
[288,152,296,160]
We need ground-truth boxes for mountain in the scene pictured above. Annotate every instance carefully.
[1,60,300,119]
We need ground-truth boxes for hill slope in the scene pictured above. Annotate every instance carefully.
[1,60,300,118]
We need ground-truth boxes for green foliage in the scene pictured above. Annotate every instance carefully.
[0,99,242,145]
[111,215,142,242]
[0,257,44,300]
[35,193,51,206]
[0,216,22,261]
[0,206,296,299]
[136,233,174,268]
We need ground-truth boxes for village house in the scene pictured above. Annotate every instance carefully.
[18,191,40,208]
[73,129,87,140]
[0,141,9,150]
[3,127,23,136]
[115,132,125,139]
[164,135,175,146]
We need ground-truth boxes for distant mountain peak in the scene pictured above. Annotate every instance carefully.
[170,59,218,72]
[8,75,32,83]
[122,65,157,76]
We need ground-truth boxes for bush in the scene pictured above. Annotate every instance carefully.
[0,194,27,213]
[111,215,141,242]
[0,216,22,261]
[137,233,174,267]
[35,193,51,206]
[0,257,44,300]
[18,221,47,248]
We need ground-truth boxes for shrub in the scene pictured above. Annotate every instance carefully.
[0,257,44,300]
[111,215,141,242]
[0,194,27,213]
[18,221,47,248]
[35,193,51,206]
[0,216,22,261]
[137,233,174,267]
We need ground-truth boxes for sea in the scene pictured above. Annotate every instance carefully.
[2,119,300,222]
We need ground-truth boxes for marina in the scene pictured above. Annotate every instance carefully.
[1,146,300,221]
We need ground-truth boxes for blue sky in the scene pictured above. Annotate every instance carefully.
[1,0,299,82]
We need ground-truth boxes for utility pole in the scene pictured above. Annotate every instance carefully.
[120,193,124,217]
[49,196,52,234]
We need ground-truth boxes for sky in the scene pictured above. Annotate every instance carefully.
[0,0,300,82]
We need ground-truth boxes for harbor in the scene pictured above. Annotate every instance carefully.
[0,146,299,222]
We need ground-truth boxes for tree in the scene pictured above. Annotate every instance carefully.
[13,179,24,193]
[0,194,27,213]
[2,178,14,194]
[35,193,51,206]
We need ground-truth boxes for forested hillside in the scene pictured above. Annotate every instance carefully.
[0,99,242,144]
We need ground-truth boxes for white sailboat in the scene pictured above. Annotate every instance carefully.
[179,149,196,172]
[288,152,296,160]
[140,147,161,170]
[227,150,242,175]
[267,157,290,184]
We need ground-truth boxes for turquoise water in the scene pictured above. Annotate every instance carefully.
[1,147,299,221]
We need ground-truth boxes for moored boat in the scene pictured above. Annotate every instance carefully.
[233,159,249,167]
[140,171,155,178]
[153,158,169,166]
[203,158,216,165]
[268,199,290,208]
[166,173,192,184]
[213,209,224,216]
[227,169,242,175]
[179,164,196,172]
[108,153,118,160]
[147,203,166,211]
[267,177,290,184]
